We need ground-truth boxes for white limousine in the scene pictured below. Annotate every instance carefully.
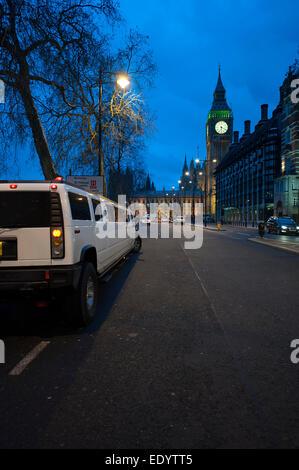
[0,180,142,326]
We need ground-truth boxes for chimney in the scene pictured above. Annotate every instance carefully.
[233,131,239,144]
[244,120,251,135]
[261,104,268,121]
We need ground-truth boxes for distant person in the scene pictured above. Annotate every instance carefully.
[258,222,265,238]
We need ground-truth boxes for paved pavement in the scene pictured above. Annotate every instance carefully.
[0,227,299,449]
[249,238,299,256]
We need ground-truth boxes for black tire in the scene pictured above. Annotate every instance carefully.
[133,236,142,253]
[66,262,99,327]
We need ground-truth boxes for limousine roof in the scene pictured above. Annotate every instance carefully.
[0,180,132,212]
[0,179,116,205]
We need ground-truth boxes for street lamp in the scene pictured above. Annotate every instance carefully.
[117,75,130,89]
[98,70,130,197]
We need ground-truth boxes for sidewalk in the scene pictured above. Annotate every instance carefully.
[249,237,299,256]
[204,226,226,232]
[203,223,257,232]
[202,223,226,232]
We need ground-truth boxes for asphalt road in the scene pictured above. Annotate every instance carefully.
[0,226,299,449]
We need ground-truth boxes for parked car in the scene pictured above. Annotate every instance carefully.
[0,180,142,327]
[174,216,185,225]
[266,216,299,235]
[141,214,151,225]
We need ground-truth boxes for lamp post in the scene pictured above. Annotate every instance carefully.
[98,70,130,197]
[194,158,208,226]
[186,170,197,225]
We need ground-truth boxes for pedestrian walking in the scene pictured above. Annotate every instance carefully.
[258,222,265,238]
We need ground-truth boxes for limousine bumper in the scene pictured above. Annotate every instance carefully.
[0,264,82,293]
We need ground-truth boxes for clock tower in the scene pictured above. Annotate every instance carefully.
[206,68,233,217]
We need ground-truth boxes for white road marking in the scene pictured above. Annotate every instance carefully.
[9,341,50,376]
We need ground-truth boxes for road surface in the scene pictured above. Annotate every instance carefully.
[0,226,299,449]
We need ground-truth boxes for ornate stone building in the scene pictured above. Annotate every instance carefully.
[215,103,282,225]
[274,63,299,223]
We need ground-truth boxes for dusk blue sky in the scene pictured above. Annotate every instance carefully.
[4,0,298,191]
[122,0,298,189]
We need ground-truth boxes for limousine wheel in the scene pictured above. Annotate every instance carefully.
[68,262,99,327]
[133,236,142,253]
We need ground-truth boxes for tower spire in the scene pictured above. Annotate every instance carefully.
[210,67,231,112]
[183,153,188,171]
[215,66,225,94]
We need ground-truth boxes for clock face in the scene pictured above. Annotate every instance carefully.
[215,121,228,134]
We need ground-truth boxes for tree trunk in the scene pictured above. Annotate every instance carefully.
[19,82,58,180]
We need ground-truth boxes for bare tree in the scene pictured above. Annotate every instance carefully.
[41,29,156,180]
[0,0,119,178]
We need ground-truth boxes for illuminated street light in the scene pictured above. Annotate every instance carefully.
[213,159,217,163]
[185,171,190,176]
[178,180,182,184]
[99,71,131,196]
[117,75,130,89]
[195,159,200,164]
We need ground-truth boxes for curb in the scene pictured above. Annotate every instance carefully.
[249,238,299,256]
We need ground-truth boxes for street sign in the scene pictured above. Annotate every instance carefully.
[66,175,104,195]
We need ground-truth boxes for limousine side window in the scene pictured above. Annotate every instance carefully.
[68,192,91,221]
[92,199,106,222]
[107,205,116,222]
[126,212,134,223]
[117,208,126,223]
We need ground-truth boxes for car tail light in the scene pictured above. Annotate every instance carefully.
[10,184,18,189]
[51,226,64,258]
[51,184,58,190]
[55,176,63,182]
[52,229,62,238]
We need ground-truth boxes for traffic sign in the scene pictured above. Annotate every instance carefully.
[66,175,104,195]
